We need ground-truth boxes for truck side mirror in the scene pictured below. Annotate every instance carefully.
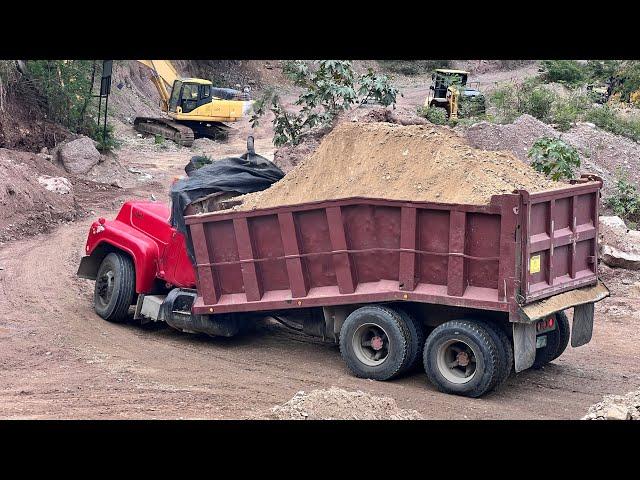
[429,85,435,91]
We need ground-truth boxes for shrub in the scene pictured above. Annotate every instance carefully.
[585,105,640,143]
[605,171,640,227]
[86,121,120,152]
[550,93,589,131]
[540,60,587,85]
[522,86,555,121]
[586,60,622,83]
[378,60,451,76]
[489,79,556,123]
[417,106,447,125]
[358,68,400,106]
[527,137,580,181]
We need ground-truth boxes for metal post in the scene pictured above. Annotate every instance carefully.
[103,89,109,143]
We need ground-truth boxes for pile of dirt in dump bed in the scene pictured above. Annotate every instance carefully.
[269,387,422,420]
[235,122,560,210]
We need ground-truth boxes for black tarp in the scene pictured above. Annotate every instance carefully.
[169,138,284,262]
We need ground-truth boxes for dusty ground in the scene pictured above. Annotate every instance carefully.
[0,64,638,419]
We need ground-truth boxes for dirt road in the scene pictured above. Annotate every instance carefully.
[0,206,638,419]
[0,78,638,419]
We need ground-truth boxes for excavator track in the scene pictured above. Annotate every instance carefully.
[133,117,195,147]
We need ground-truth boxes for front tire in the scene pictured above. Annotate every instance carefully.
[423,320,501,398]
[339,305,408,381]
[94,252,136,323]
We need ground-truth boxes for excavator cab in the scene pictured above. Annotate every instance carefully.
[168,79,214,114]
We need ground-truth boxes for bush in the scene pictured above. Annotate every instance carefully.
[585,105,640,143]
[489,79,556,123]
[550,93,589,131]
[540,60,587,85]
[85,120,119,152]
[378,60,451,76]
[527,137,580,181]
[523,86,556,121]
[417,106,447,125]
[586,60,622,83]
[605,171,640,227]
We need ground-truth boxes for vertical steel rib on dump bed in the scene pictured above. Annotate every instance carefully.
[518,176,602,304]
[185,195,521,316]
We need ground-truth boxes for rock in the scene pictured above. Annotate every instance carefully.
[56,137,101,175]
[599,216,640,269]
[600,215,627,231]
[601,245,640,270]
[37,176,72,195]
[604,404,631,420]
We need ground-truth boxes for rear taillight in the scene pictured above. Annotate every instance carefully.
[536,316,556,332]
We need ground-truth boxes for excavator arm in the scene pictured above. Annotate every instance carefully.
[137,60,180,112]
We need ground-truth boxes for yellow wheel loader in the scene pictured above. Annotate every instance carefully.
[133,60,254,147]
[424,69,486,120]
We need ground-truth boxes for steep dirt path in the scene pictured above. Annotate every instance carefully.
[0,199,638,419]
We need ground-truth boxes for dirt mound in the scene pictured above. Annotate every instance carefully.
[562,122,640,189]
[461,114,558,162]
[237,122,559,210]
[0,148,125,244]
[272,106,429,174]
[583,388,640,420]
[270,387,422,420]
[460,114,640,193]
[0,149,80,242]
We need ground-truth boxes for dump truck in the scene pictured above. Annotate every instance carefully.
[78,173,609,397]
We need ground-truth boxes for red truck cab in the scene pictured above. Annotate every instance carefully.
[78,200,196,293]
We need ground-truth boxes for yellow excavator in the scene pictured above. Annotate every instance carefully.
[133,60,254,146]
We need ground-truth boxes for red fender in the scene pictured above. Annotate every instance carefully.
[84,218,160,294]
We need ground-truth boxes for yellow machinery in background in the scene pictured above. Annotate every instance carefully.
[424,69,485,120]
[134,60,253,146]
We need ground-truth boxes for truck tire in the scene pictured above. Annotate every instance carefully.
[395,308,425,374]
[474,319,513,390]
[339,305,408,381]
[423,320,500,398]
[94,252,136,323]
[533,311,570,368]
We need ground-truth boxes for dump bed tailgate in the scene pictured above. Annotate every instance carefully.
[519,178,602,304]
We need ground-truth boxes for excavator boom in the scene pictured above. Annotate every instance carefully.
[137,60,181,112]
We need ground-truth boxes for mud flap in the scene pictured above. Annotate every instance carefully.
[512,322,536,372]
[571,302,594,348]
[77,255,100,280]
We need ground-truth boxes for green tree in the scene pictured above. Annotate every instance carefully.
[251,60,400,146]
[527,137,580,181]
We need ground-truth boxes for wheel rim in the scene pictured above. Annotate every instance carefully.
[436,339,478,384]
[352,323,391,367]
[96,269,115,307]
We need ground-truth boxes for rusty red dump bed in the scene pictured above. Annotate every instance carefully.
[185,177,602,320]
